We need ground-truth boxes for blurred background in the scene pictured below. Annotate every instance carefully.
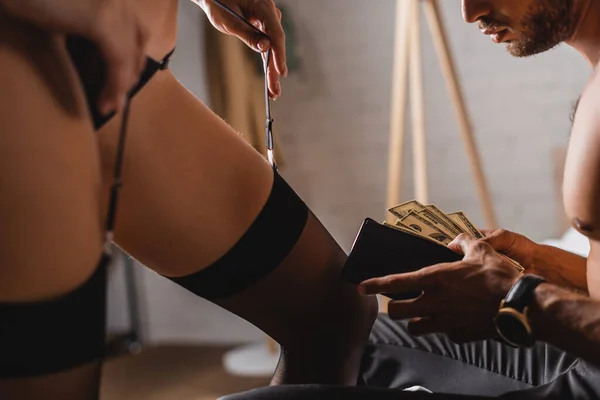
[102,0,590,398]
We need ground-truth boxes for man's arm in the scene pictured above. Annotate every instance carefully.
[530,244,588,293]
[530,282,600,365]
[482,229,588,293]
[358,234,600,368]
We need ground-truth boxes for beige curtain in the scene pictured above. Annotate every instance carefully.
[204,24,285,167]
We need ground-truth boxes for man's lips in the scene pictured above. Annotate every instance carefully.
[480,27,509,43]
[481,28,501,35]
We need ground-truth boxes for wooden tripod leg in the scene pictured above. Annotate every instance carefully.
[423,0,498,228]
[385,0,414,222]
[409,0,428,204]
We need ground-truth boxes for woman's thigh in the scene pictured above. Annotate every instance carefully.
[97,70,276,273]
[0,13,104,301]
[97,68,366,319]
[97,69,377,383]
[0,11,106,398]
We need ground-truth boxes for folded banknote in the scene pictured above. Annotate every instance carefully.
[341,200,524,300]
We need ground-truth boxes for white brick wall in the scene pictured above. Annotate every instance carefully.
[274,0,590,251]
[108,0,592,345]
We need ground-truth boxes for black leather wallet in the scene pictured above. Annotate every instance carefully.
[341,218,463,300]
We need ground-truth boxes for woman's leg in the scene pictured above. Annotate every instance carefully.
[97,69,378,386]
[0,12,107,400]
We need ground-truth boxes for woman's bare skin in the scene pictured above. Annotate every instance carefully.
[0,1,377,398]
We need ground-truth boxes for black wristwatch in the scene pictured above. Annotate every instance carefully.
[494,274,546,348]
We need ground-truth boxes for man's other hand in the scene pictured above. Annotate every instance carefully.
[480,229,538,270]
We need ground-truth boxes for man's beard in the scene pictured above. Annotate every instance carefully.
[481,0,577,57]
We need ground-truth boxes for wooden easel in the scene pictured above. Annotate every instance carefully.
[385,0,497,228]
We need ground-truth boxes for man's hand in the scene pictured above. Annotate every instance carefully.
[198,0,287,99]
[358,234,522,343]
[480,229,538,269]
[482,229,588,292]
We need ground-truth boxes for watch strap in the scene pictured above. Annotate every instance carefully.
[502,274,546,312]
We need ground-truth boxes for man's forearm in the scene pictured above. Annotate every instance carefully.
[530,283,600,366]
[532,244,588,293]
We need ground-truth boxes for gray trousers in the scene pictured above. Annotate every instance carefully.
[222,314,600,399]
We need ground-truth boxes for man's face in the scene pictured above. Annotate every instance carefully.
[462,0,577,57]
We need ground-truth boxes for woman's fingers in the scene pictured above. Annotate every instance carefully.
[94,3,149,114]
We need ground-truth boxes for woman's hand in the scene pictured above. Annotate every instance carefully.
[0,0,148,115]
[198,0,287,99]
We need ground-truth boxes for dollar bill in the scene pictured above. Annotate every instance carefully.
[383,221,448,247]
[426,204,466,234]
[447,211,483,238]
[446,211,524,272]
[389,200,457,237]
[416,210,459,238]
[388,200,426,220]
[387,201,524,273]
[397,211,453,245]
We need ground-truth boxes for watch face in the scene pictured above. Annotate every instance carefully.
[496,313,533,347]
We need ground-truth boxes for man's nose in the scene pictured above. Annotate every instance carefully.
[462,0,492,23]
